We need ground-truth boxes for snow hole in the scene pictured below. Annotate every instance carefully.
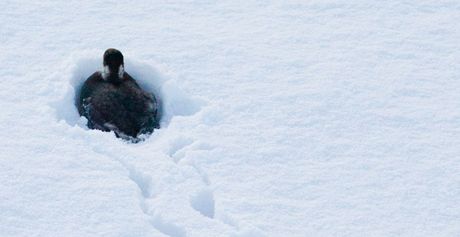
[52,53,202,136]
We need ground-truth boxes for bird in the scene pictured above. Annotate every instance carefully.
[77,48,159,141]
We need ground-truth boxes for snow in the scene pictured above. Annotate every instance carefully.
[1,1,460,236]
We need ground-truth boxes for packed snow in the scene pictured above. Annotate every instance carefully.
[1,1,460,236]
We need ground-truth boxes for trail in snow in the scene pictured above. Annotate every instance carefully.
[1,1,460,236]
[52,53,238,236]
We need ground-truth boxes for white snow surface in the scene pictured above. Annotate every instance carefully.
[1,1,460,236]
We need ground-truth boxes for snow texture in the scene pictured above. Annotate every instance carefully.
[1,1,460,236]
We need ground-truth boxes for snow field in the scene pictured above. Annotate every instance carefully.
[1,1,460,236]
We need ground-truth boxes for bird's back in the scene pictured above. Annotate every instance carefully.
[78,72,159,139]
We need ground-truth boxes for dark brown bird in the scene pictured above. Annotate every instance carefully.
[77,48,159,141]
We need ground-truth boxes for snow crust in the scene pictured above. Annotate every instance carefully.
[1,1,460,236]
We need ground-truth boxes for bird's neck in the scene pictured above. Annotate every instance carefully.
[102,65,125,83]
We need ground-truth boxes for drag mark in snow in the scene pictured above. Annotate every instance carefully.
[92,146,188,237]
[166,136,251,234]
[93,146,155,198]
[127,168,155,198]
[54,55,217,236]
[168,138,213,184]
[189,161,211,185]
[167,137,219,220]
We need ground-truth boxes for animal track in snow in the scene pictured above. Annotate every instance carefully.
[90,147,184,235]
[150,213,187,237]
[166,138,221,222]
[56,54,223,236]
[92,147,155,198]
[127,167,155,198]
[190,188,215,219]
[168,137,194,163]
[188,162,211,185]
